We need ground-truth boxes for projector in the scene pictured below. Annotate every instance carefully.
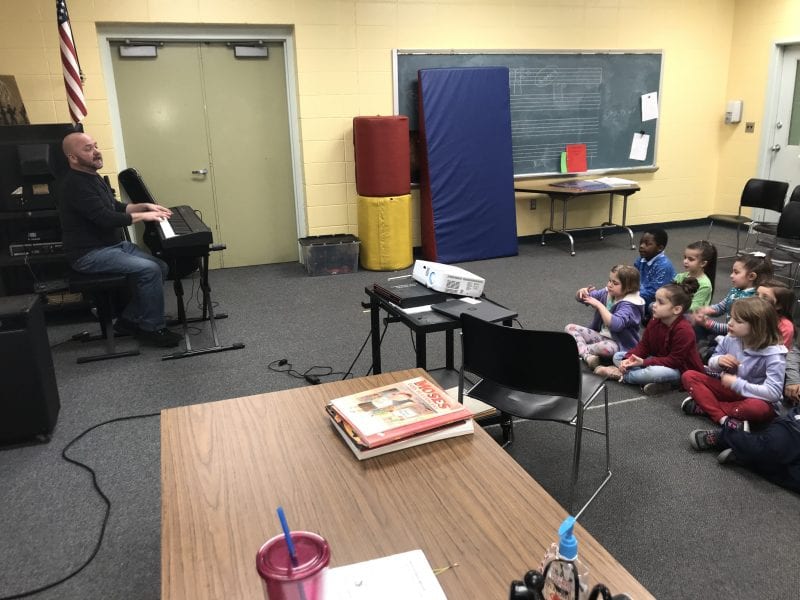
[412,260,485,297]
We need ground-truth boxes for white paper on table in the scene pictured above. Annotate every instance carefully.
[401,304,433,314]
[629,132,650,161]
[325,549,448,599]
[641,91,658,121]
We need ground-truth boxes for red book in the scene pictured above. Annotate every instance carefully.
[326,376,473,448]
[565,143,587,172]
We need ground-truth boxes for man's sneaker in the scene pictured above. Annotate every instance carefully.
[594,365,623,380]
[583,354,601,370]
[717,448,735,464]
[681,396,706,416]
[722,417,748,432]
[137,327,182,348]
[689,429,720,451]
[643,382,672,396]
[113,317,138,336]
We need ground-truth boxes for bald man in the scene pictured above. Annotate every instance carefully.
[58,132,181,347]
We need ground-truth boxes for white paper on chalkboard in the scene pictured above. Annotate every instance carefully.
[641,92,659,121]
[630,132,650,161]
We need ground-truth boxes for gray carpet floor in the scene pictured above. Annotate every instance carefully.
[1,222,798,599]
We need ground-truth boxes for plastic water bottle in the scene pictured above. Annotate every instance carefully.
[540,516,590,600]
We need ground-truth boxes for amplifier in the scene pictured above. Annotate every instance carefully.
[9,241,63,256]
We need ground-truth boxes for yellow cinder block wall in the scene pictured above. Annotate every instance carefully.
[0,0,793,246]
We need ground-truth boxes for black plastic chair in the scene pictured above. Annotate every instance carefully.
[457,313,611,515]
[760,200,800,287]
[707,178,788,257]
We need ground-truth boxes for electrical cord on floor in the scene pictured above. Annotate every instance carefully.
[0,412,159,600]
[268,359,349,385]
[341,319,390,380]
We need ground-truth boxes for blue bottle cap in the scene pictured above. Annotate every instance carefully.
[558,516,578,560]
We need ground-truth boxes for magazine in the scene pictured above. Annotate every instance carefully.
[326,376,473,448]
[328,410,473,460]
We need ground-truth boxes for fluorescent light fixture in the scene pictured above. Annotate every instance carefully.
[233,45,269,58]
[118,45,158,58]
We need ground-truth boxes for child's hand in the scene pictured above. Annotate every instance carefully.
[577,286,596,302]
[720,373,737,388]
[691,312,707,326]
[620,355,643,372]
[694,306,714,317]
[717,354,740,372]
[582,296,602,309]
[784,383,800,405]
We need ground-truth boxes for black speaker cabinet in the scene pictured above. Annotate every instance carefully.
[0,294,60,444]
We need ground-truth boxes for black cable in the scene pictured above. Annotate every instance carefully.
[340,320,390,380]
[0,412,159,600]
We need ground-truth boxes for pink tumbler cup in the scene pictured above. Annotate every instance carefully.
[256,531,330,600]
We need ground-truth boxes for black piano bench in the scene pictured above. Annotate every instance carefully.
[67,271,140,364]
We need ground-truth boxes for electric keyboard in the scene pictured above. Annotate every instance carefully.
[158,205,213,251]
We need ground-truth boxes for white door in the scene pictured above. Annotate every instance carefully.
[765,44,800,202]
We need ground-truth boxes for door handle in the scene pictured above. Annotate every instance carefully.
[191,169,208,175]
[771,144,781,152]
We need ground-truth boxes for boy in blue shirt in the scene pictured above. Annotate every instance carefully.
[635,227,676,320]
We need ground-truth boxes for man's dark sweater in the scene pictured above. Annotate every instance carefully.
[58,169,132,263]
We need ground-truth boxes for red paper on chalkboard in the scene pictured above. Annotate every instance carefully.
[565,144,587,172]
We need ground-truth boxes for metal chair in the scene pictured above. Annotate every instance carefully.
[752,184,800,249]
[457,313,611,515]
[707,178,788,257]
[760,200,800,287]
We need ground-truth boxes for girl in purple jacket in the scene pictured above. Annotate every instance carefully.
[681,296,787,430]
[565,264,645,370]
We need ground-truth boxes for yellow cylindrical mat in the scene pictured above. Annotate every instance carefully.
[357,194,413,271]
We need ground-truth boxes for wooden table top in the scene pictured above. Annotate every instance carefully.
[161,368,653,600]
[513,180,641,195]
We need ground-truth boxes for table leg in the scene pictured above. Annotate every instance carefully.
[541,196,556,246]
[445,330,454,371]
[622,195,635,249]
[542,196,576,256]
[415,330,427,369]
[370,296,382,374]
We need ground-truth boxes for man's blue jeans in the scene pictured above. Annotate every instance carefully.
[72,241,168,332]
[612,351,681,385]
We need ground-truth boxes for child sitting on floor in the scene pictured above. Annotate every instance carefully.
[689,403,800,493]
[565,264,645,370]
[595,279,704,396]
[635,227,676,321]
[756,279,795,349]
[674,240,717,312]
[692,253,773,356]
[681,296,788,431]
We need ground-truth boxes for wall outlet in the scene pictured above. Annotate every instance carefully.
[745,122,755,133]
[529,198,536,210]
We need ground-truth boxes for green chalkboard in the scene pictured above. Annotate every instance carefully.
[393,50,663,177]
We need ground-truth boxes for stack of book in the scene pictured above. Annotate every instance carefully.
[326,376,474,460]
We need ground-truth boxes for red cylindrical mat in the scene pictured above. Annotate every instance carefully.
[353,116,410,197]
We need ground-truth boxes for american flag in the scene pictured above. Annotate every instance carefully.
[56,0,87,123]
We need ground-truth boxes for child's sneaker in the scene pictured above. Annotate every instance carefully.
[583,354,601,370]
[722,417,748,432]
[717,448,735,464]
[643,382,672,396]
[594,365,622,380]
[689,429,720,451]
[681,396,706,416]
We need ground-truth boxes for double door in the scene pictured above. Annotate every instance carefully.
[110,41,298,268]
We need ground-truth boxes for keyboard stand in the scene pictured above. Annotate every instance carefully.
[161,245,245,361]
